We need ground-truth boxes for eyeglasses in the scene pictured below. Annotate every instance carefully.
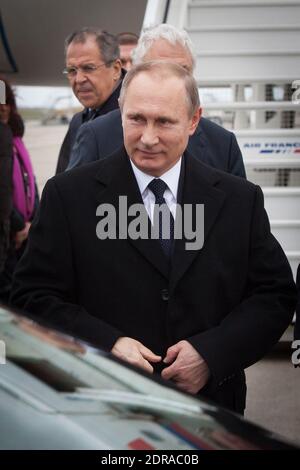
[62,62,112,78]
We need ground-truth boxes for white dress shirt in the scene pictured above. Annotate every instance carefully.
[130,158,182,223]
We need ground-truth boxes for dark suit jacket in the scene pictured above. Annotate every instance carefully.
[68,109,246,178]
[55,75,124,174]
[11,148,296,413]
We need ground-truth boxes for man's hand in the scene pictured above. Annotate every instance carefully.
[111,337,161,373]
[161,340,210,394]
[15,222,31,250]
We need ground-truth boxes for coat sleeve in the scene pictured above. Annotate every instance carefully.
[67,122,98,170]
[188,185,296,386]
[228,132,246,179]
[55,114,82,174]
[10,177,124,351]
[55,127,73,174]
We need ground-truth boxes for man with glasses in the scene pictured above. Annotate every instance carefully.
[55,27,123,174]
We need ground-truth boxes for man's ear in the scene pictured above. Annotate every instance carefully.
[113,59,122,81]
[188,107,202,136]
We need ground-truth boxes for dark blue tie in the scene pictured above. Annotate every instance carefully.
[148,178,174,259]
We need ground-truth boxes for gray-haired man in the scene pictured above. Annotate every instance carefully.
[56,27,123,174]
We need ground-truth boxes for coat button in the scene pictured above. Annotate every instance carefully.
[161,289,169,301]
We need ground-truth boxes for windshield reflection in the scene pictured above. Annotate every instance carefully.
[0,306,296,450]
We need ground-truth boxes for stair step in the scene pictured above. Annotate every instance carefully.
[194,53,300,85]
[203,101,297,111]
[270,221,300,251]
[263,189,300,220]
[187,1,300,29]
[188,28,300,55]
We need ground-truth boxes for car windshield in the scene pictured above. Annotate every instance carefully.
[0,306,295,450]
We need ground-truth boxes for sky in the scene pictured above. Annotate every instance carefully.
[15,85,80,109]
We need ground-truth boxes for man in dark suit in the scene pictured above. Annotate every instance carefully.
[11,62,296,414]
[67,24,246,179]
[56,27,124,174]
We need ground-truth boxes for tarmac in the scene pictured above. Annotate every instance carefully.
[23,120,300,447]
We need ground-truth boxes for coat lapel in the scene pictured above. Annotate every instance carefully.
[95,148,170,279]
[94,148,226,286]
[169,152,226,294]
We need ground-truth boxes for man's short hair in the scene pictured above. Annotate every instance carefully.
[119,60,200,118]
[65,27,120,64]
[117,32,139,46]
[132,24,196,72]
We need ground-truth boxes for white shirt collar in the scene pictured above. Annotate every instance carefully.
[130,157,182,201]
